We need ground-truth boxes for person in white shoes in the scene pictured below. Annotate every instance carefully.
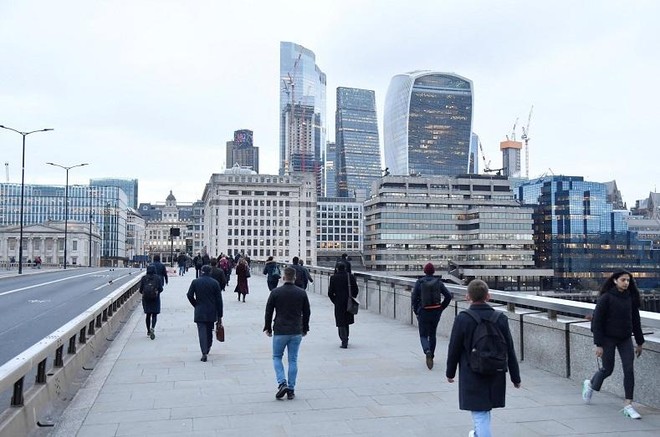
[582,269,644,419]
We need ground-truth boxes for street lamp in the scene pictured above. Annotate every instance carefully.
[0,125,54,274]
[46,162,89,269]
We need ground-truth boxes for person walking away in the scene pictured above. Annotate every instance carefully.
[263,256,282,291]
[446,279,521,437]
[193,253,203,278]
[582,269,645,419]
[186,265,223,362]
[263,267,311,400]
[177,251,187,276]
[334,253,352,274]
[151,254,169,287]
[411,262,452,369]
[209,258,227,291]
[327,262,359,348]
[234,257,250,302]
[291,257,313,290]
[220,256,232,286]
[139,265,163,339]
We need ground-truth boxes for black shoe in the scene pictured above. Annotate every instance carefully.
[287,390,295,400]
[201,354,207,362]
[425,352,434,370]
[340,341,348,349]
[275,382,288,399]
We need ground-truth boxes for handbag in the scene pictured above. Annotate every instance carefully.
[346,274,360,315]
[215,323,225,342]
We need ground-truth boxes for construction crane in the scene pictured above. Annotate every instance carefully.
[477,140,504,175]
[520,105,534,178]
[282,53,302,175]
[506,117,519,141]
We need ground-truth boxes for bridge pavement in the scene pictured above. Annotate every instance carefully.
[48,272,660,437]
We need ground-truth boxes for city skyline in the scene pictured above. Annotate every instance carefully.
[1,1,658,205]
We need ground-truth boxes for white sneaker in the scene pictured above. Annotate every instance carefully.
[582,379,593,403]
[622,404,641,419]
[468,431,475,437]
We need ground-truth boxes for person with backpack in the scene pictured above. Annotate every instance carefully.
[581,269,645,419]
[290,257,313,290]
[411,263,452,369]
[151,254,169,287]
[263,256,282,291]
[139,265,164,340]
[446,279,521,437]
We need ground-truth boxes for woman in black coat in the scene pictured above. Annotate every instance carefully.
[139,265,163,340]
[327,262,359,348]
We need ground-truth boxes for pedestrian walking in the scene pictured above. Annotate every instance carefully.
[151,254,169,287]
[327,262,359,348]
[209,257,227,291]
[177,251,187,276]
[581,269,645,419]
[334,253,352,274]
[291,256,313,290]
[263,266,311,400]
[263,256,282,291]
[139,264,163,340]
[193,253,203,278]
[446,279,521,437]
[186,265,224,362]
[411,262,452,369]
[234,257,250,302]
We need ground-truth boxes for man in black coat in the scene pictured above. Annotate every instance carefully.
[327,262,359,348]
[263,267,311,400]
[446,279,521,437]
[151,254,169,287]
[209,257,227,291]
[187,265,223,362]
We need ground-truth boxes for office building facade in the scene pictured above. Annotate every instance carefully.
[383,71,474,177]
[202,166,317,263]
[364,175,550,290]
[317,196,364,267]
[279,41,326,195]
[324,141,338,197]
[90,178,138,209]
[519,176,660,289]
[335,87,382,197]
[226,129,259,173]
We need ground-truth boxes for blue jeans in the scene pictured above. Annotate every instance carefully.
[179,265,185,275]
[417,308,442,355]
[272,334,303,390]
[471,410,492,437]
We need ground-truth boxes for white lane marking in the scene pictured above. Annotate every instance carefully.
[93,273,135,291]
[0,270,110,297]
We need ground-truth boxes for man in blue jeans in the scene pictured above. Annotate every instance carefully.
[263,266,311,400]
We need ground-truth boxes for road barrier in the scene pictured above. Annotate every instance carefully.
[0,273,144,436]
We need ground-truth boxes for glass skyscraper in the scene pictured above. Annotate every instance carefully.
[383,71,474,177]
[335,87,381,197]
[325,141,337,197]
[226,129,259,173]
[279,41,326,195]
[90,178,138,210]
[519,176,660,289]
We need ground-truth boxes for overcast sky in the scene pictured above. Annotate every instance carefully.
[1,0,658,207]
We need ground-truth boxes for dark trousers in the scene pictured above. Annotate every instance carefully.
[267,279,279,291]
[417,308,442,355]
[591,336,635,400]
[338,326,350,343]
[195,267,201,278]
[196,322,214,355]
[145,313,158,331]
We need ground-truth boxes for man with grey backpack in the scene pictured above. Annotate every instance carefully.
[411,262,452,369]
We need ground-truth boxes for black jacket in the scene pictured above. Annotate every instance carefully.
[327,271,359,327]
[446,303,521,411]
[592,288,644,346]
[264,282,311,335]
[139,267,163,314]
[151,261,168,286]
[411,274,452,315]
[187,274,223,323]
[210,266,227,290]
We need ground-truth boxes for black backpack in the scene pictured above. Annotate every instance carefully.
[420,277,443,307]
[143,276,160,301]
[464,309,508,375]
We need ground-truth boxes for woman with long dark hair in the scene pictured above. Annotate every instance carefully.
[582,269,645,419]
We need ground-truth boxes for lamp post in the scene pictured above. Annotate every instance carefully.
[46,162,89,269]
[0,125,54,274]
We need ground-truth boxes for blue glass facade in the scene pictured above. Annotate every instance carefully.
[0,183,127,262]
[90,178,138,209]
[325,141,337,197]
[519,176,660,289]
[335,87,381,197]
[279,42,326,195]
[383,71,473,177]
